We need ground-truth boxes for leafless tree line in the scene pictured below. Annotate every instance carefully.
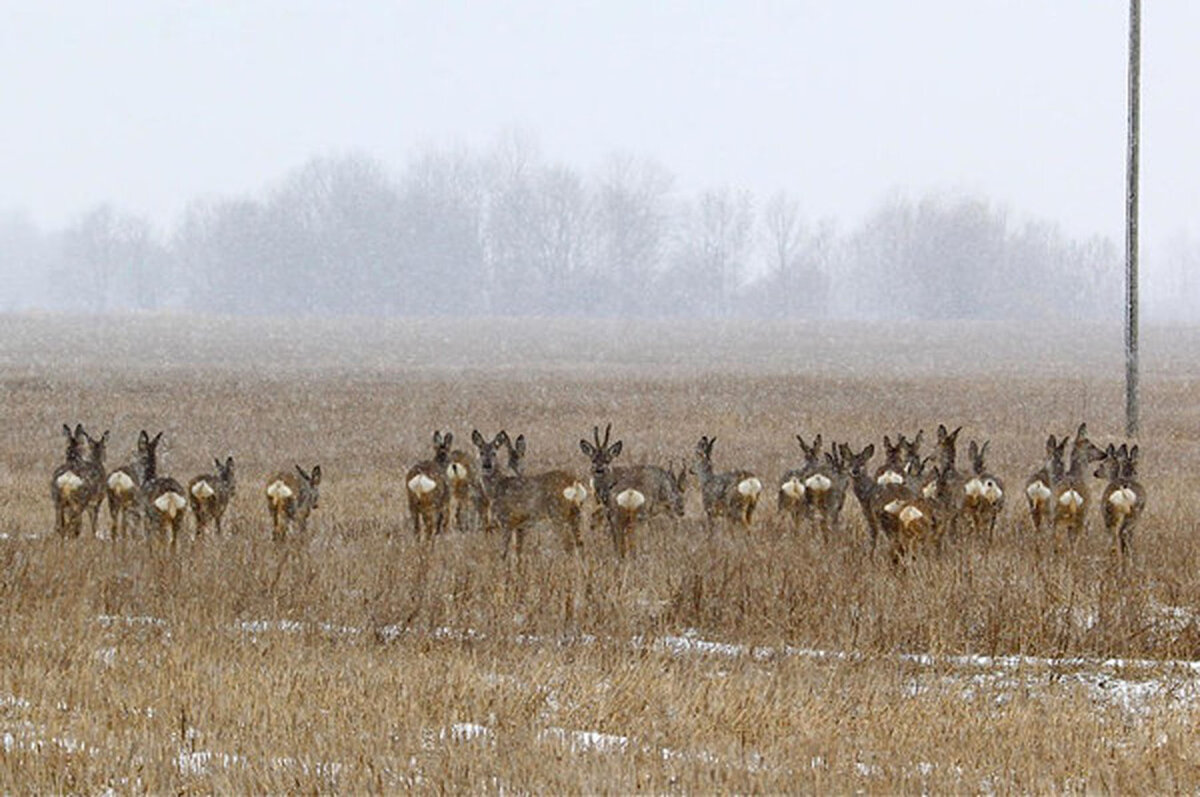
[0,139,1145,320]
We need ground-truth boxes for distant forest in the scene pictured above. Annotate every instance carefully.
[4,137,1188,320]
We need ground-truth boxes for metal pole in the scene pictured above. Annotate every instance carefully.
[1125,0,1141,437]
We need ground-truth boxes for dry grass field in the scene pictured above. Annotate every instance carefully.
[1,313,1198,792]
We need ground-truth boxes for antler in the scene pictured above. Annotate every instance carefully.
[593,423,612,451]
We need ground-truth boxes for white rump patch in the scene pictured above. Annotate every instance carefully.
[964,478,984,497]
[899,504,925,527]
[191,480,215,499]
[1058,490,1084,511]
[877,470,904,486]
[266,480,293,502]
[407,473,437,496]
[562,482,588,505]
[1108,487,1137,513]
[920,480,938,500]
[616,488,646,511]
[1026,480,1051,503]
[447,462,469,482]
[154,492,187,518]
[982,479,1003,503]
[737,477,762,498]
[108,471,135,492]
[56,470,84,494]
[804,473,832,493]
[780,478,805,500]
[883,499,905,516]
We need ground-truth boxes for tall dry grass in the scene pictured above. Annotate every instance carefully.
[0,314,1197,791]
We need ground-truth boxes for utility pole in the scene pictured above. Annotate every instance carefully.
[1125,0,1141,437]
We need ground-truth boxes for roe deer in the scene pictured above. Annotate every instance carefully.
[874,434,910,488]
[1025,434,1067,533]
[923,424,965,541]
[51,423,89,537]
[107,430,152,539]
[962,440,1005,542]
[839,442,880,549]
[691,435,762,531]
[265,465,321,542]
[1052,423,1103,540]
[469,429,510,531]
[78,429,110,538]
[601,456,686,558]
[1095,443,1145,560]
[880,455,938,565]
[490,432,589,559]
[405,431,452,539]
[811,443,850,537]
[139,431,188,547]
[778,434,823,531]
[189,456,235,535]
[445,437,478,533]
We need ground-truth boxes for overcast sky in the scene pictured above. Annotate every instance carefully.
[2,1,1196,242]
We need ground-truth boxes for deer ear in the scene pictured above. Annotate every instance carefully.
[580,440,595,456]
[514,435,526,456]
[443,431,453,448]
[609,440,623,458]
[1128,445,1138,464]
[310,465,321,486]
[813,433,822,450]
[1076,422,1088,440]
[863,444,875,460]
[472,430,485,447]
[62,424,73,438]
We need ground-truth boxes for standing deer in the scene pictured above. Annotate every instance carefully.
[189,456,236,536]
[51,423,87,537]
[962,440,1005,541]
[1095,443,1145,561]
[598,454,686,558]
[778,434,823,532]
[1052,423,1104,541]
[139,431,188,547]
[691,435,762,532]
[490,432,589,559]
[445,436,478,533]
[878,453,938,564]
[874,434,910,488]
[107,431,151,539]
[839,442,880,549]
[79,429,110,538]
[265,465,322,542]
[406,431,452,539]
[921,424,965,543]
[1025,434,1067,533]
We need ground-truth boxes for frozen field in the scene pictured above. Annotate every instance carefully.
[0,314,1197,791]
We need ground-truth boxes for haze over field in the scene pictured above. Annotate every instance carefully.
[2,2,1198,319]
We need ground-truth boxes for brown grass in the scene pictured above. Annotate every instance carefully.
[0,314,1197,791]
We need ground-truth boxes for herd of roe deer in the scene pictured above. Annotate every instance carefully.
[48,421,1145,564]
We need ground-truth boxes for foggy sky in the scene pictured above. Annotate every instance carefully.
[2,1,1197,242]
